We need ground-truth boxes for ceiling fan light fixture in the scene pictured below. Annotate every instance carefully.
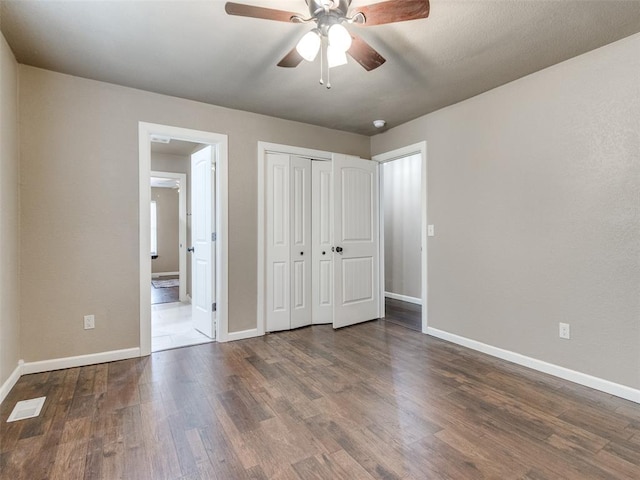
[296,30,321,61]
[327,45,348,68]
[327,23,352,52]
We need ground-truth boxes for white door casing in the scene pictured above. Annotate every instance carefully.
[191,146,215,338]
[290,157,312,329]
[332,154,380,329]
[266,153,291,331]
[312,160,333,324]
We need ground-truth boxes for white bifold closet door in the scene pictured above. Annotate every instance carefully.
[266,153,312,331]
[332,154,380,329]
[265,152,379,332]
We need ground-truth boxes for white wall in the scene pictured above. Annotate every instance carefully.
[0,32,20,394]
[371,33,640,390]
[383,154,421,300]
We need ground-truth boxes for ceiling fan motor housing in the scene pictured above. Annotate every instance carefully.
[308,0,351,18]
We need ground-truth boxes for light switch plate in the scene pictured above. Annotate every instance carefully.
[427,225,435,237]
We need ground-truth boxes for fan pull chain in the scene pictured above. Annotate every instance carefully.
[319,40,324,86]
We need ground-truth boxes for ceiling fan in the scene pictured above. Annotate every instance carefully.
[225,0,430,88]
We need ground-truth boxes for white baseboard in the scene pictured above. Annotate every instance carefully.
[1,348,141,404]
[385,291,422,305]
[152,272,179,278]
[427,327,640,404]
[21,348,141,375]
[0,361,23,405]
[225,328,259,342]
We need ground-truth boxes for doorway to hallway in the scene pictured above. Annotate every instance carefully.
[373,142,428,333]
[139,122,229,355]
[149,140,213,352]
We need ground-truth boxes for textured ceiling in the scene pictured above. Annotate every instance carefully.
[2,1,639,135]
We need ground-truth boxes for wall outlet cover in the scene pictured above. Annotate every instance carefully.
[84,314,95,330]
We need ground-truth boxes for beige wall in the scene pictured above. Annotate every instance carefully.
[151,187,179,274]
[19,66,370,362]
[372,34,640,389]
[383,154,422,299]
[0,32,20,388]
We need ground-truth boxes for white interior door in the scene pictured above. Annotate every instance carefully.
[332,154,380,329]
[290,157,312,329]
[312,160,333,324]
[191,146,215,338]
[266,153,291,331]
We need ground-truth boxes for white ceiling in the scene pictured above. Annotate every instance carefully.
[2,1,639,135]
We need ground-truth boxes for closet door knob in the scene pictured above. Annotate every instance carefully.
[335,246,343,254]
[300,251,304,256]
[322,251,326,255]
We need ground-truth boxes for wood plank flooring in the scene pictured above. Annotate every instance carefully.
[1,321,639,479]
[384,298,422,332]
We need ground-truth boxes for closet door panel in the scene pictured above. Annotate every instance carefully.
[290,157,312,329]
[312,161,333,324]
[266,153,291,331]
[333,154,380,329]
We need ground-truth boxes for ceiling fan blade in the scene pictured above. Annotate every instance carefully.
[277,47,304,68]
[355,0,430,26]
[347,35,386,71]
[225,2,299,22]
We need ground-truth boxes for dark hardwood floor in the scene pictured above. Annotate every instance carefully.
[1,321,639,479]
[384,297,422,332]
[151,275,179,305]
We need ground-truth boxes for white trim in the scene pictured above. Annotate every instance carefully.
[140,122,229,354]
[152,271,179,278]
[21,348,140,376]
[150,170,188,302]
[257,142,334,337]
[427,327,640,404]
[226,328,260,342]
[373,142,428,333]
[384,292,422,305]
[0,361,23,404]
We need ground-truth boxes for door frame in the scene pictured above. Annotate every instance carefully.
[372,142,428,333]
[139,122,229,356]
[257,142,332,336]
[150,170,188,302]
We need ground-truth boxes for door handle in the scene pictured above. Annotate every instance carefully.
[335,246,343,254]
[187,246,195,253]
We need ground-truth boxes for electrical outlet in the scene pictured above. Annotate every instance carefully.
[559,322,570,339]
[84,315,95,330]
[428,224,435,237]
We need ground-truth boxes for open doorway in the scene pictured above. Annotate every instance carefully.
[149,140,212,351]
[374,142,428,333]
[139,123,229,356]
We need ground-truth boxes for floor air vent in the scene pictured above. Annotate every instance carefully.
[6,396,46,422]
